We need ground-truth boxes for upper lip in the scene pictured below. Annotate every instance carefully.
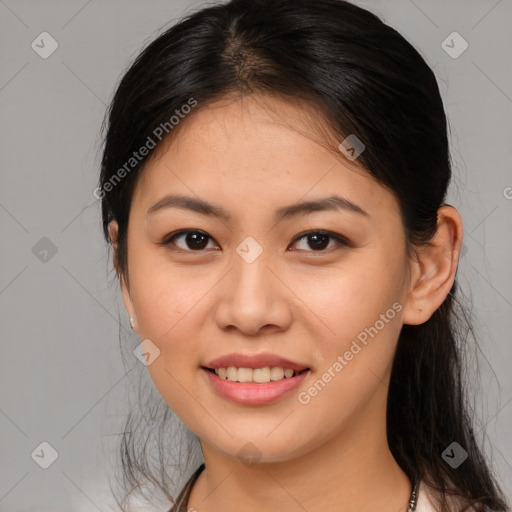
[203,353,310,371]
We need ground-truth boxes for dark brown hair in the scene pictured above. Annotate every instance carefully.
[98,1,510,510]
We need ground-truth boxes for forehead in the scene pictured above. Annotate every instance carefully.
[132,94,399,222]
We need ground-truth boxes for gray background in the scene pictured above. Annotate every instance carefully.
[0,0,511,510]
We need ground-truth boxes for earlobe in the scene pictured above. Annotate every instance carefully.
[108,220,139,333]
[402,206,463,326]
[120,273,138,333]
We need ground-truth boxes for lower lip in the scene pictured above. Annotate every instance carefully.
[201,368,310,405]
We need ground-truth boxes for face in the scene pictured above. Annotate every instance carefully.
[115,94,415,463]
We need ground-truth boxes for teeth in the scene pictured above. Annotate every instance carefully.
[226,367,237,381]
[283,368,294,378]
[237,367,253,383]
[270,367,285,380]
[213,366,302,383]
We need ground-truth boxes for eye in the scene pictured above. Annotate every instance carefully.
[289,230,350,252]
[161,229,350,254]
[161,230,218,252]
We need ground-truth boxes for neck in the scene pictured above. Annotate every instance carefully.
[187,391,413,512]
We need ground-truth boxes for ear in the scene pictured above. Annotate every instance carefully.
[107,220,139,333]
[402,205,463,325]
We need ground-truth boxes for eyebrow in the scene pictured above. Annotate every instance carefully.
[147,193,369,222]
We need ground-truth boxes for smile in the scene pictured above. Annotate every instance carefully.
[209,366,308,383]
[201,366,311,405]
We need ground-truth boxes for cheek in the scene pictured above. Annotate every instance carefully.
[293,257,406,408]
[293,268,403,434]
[126,256,207,400]
[129,247,208,338]
[296,256,403,337]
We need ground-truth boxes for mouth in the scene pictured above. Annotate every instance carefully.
[201,366,310,384]
[200,353,311,404]
[201,366,311,405]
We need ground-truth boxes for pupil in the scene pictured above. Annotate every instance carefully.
[309,233,329,250]
[187,232,208,250]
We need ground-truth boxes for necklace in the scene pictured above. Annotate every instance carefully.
[407,481,419,511]
[180,466,419,512]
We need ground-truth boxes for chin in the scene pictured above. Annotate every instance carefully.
[205,432,314,466]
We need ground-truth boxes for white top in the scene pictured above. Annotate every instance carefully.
[416,481,474,512]
[416,481,439,511]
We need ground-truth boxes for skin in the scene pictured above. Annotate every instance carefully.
[108,93,463,512]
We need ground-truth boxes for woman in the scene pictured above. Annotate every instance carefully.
[97,0,510,510]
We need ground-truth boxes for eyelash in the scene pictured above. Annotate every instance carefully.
[159,229,351,254]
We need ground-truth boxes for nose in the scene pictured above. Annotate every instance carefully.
[214,251,292,336]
